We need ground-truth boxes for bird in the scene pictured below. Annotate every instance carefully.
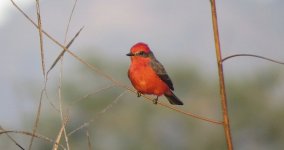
[126,42,183,105]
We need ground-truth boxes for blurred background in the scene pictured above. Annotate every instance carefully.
[1,0,284,149]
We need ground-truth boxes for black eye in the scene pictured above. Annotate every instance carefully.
[135,51,149,57]
[138,51,145,55]
[137,51,149,57]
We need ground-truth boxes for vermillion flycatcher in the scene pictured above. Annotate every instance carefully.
[126,42,183,105]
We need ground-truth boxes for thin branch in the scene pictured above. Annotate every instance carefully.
[0,125,25,150]
[11,0,222,125]
[28,87,45,150]
[52,62,69,150]
[47,26,84,74]
[43,88,60,112]
[64,0,78,43]
[86,130,92,150]
[155,98,223,124]
[52,124,64,150]
[35,0,45,78]
[44,27,84,112]
[222,54,284,65]
[70,84,115,106]
[68,91,127,136]
[57,56,70,150]
[210,0,233,150]
[29,1,45,149]
[52,115,69,150]
[54,0,81,146]
[0,130,66,150]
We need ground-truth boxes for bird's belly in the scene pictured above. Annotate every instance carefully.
[129,67,169,96]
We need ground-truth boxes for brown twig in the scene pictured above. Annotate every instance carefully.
[28,1,46,149]
[68,90,127,136]
[0,125,25,150]
[55,1,80,146]
[35,0,45,78]
[57,59,70,150]
[139,91,223,125]
[28,86,46,150]
[86,130,92,150]
[52,115,69,150]
[64,0,78,43]
[0,130,65,149]
[47,27,84,74]
[70,84,115,106]
[210,0,233,150]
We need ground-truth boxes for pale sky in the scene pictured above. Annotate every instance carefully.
[0,0,34,26]
[0,0,278,26]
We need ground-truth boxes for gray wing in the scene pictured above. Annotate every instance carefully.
[150,59,174,91]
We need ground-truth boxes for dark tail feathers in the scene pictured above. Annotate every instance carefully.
[164,92,183,105]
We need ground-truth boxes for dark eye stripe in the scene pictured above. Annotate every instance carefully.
[135,51,149,57]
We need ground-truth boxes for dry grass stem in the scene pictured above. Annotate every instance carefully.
[68,91,127,136]
[70,84,115,106]
[223,54,284,65]
[0,130,66,149]
[0,125,25,150]
[35,0,45,78]
[28,1,46,149]
[86,130,92,150]
[54,63,70,150]
[52,115,70,150]
[55,1,80,147]
[210,0,233,149]
[28,87,45,150]
[47,27,84,74]
[64,0,78,43]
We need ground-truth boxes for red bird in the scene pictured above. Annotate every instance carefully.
[126,42,183,105]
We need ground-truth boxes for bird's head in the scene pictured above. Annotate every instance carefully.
[126,42,153,61]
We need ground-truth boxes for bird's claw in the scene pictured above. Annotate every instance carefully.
[153,96,158,105]
[137,92,142,97]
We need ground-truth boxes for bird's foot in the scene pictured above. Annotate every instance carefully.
[153,96,159,105]
[137,92,142,97]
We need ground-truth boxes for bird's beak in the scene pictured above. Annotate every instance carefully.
[126,52,134,56]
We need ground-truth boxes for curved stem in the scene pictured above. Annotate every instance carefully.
[223,54,284,65]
